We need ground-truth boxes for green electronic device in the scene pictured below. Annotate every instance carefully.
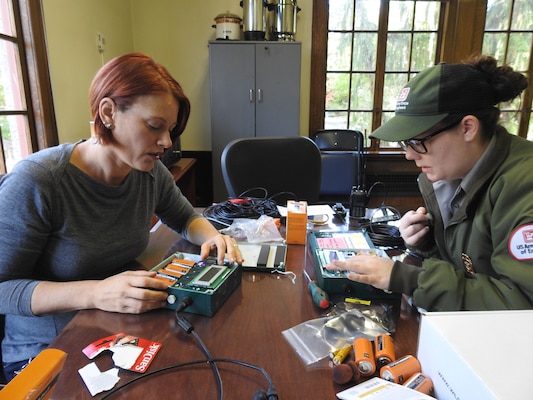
[151,252,242,317]
[308,230,400,300]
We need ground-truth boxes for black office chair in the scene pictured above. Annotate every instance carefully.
[310,129,365,202]
[221,136,322,204]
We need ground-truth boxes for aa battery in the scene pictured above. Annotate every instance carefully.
[353,337,376,376]
[329,345,352,367]
[403,372,434,396]
[380,354,421,384]
[374,333,395,367]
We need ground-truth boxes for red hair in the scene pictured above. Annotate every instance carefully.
[89,53,191,144]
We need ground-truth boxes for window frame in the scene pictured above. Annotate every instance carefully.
[0,0,57,174]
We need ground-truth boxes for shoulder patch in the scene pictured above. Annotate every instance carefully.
[508,224,533,261]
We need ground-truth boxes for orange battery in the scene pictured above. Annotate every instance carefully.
[353,337,376,376]
[374,333,395,367]
[171,258,195,267]
[165,263,191,275]
[380,354,421,384]
[159,267,187,279]
[403,372,434,396]
[154,274,177,286]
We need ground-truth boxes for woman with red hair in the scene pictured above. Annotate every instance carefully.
[0,53,242,381]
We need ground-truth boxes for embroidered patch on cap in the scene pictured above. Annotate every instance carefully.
[508,224,533,261]
[397,87,410,101]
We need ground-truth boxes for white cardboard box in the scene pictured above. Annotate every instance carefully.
[417,310,533,400]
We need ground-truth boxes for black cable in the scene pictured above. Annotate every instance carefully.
[99,357,277,400]
[202,188,288,227]
[100,298,277,399]
[174,300,223,400]
[356,206,406,249]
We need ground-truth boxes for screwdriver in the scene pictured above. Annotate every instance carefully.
[303,269,330,309]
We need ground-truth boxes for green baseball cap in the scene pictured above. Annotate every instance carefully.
[370,63,497,142]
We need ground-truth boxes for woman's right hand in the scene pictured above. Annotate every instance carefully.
[399,206,431,247]
[92,270,170,314]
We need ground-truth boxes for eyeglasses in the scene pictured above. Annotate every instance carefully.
[398,120,462,154]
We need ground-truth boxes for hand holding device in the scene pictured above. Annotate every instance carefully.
[399,207,432,247]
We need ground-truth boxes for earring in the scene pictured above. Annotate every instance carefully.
[105,122,113,129]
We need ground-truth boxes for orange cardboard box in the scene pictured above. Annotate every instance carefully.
[286,200,307,245]
[0,348,67,400]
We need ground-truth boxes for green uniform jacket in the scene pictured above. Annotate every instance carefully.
[389,126,533,311]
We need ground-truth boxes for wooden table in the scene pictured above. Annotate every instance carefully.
[49,223,421,400]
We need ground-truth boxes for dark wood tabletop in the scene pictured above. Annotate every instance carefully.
[48,221,421,400]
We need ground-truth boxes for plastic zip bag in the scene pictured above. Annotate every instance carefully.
[282,308,389,366]
[220,215,283,243]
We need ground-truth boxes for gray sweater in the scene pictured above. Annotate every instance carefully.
[0,142,199,363]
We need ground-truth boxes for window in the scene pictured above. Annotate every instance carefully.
[325,0,445,150]
[0,0,57,174]
[310,0,533,150]
[482,0,533,140]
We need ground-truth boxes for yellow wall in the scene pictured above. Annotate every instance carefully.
[42,0,312,151]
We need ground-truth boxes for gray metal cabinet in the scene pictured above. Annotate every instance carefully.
[209,41,301,201]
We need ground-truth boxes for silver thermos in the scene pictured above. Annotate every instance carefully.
[240,0,267,41]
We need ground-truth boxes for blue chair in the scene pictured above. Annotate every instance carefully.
[310,129,366,202]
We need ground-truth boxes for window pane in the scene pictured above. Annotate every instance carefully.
[0,0,14,36]
[389,1,414,31]
[485,0,512,31]
[329,0,354,30]
[482,32,508,59]
[511,0,533,30]
[350,73,375,110]
[508,32,532,71]
[386,33,411,71]
[383,73,408,110]
[528,114,533,141]
[352,33,377,71]
[1,114,30,172]
[325,111,349,129]
[414,1,439,30]
[412,32,438,70]
[348,112,372,145]
[0,40,26,111]
[354,0,380,31]
[326,72,350,109]
[499,111,520,135]
[328,32,353,71]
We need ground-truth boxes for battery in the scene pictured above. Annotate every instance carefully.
[353,337,376,376]
[380,354,421,384]
[374,333,395,367]
[329,345,352,367]
[403,372,434,396]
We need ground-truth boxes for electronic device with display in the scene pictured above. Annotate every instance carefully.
[308,230,400,299]
[151,252,241,317]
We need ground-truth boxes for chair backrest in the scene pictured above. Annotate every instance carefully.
[311,129,364,151]
[221,136,322,204]
[310,129,366,197]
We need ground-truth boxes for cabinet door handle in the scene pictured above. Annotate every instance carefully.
[257,89,263,103]
[249,89,255,103]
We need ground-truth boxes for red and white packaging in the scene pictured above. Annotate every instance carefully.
[82,332,162,373]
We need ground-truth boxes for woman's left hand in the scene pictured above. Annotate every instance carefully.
[200,233,243,265]
[325,254,395,291]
